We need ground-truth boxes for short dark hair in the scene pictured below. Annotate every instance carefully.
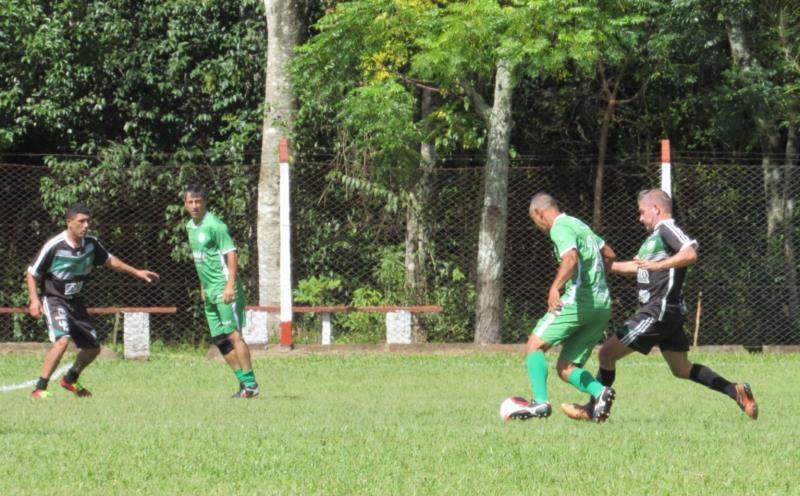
[184,184,207,200]
[65,203,91,220]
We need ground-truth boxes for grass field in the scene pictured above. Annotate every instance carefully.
[0,350,797,495]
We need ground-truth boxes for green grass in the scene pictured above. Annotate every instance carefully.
[0,351,797,495]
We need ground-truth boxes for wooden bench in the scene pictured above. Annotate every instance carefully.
[243,305,444,345]
[0,307,176,359]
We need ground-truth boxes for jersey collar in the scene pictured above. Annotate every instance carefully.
[190,212,209,229]
[62,230,84,249]
[653,218,674,230]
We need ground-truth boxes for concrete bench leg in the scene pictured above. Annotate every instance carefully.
[321,312,332,345]
[386,310,412,344]
[243,309,268,345]
[123,312,150,360]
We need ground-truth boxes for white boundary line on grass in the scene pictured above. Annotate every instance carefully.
[0,362,74,393]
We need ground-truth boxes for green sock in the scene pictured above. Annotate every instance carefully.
[241,369,257,388]
[567,367,605,398]
[526,351,549,403]
[234,368,245,384]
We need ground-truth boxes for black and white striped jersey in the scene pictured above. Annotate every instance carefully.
[28,231,110,299]
[634,219,698,320]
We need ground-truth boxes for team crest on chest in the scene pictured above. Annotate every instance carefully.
[198,232,207,243]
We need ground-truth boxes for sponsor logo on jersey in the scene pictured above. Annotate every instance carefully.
[192,251,206,262]
[64,282,83,296]
[638,289,650,304]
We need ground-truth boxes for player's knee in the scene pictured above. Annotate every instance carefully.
[53,336,70,350]
[213,334,234,355]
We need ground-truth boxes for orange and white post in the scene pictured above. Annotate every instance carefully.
[661,138,672,197]
[278,138,293,347]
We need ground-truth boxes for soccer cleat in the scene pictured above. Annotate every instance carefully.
[60,377,92,397]
[31,389,52,399]
[592,387,615,422]
[509,401,552,420]
[232,384,260,399]
[560,401,593,421]
[734,383,758,420]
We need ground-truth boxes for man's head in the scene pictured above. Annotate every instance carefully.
[184,184,208,223]
[637,188,672,231]
[528,192,561,232]
[65,203,91,241]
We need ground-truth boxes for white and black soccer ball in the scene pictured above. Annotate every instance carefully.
[500,396,529,421]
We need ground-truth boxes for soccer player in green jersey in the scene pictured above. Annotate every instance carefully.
[562,189,757,420]
[184,185,259,398]
[27,203,160,398]
[507,193,616,422]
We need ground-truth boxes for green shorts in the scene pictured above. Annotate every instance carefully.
[531,301,610,367]
[203,291,246,337]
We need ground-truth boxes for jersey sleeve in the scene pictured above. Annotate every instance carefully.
[549,223,577,259]
[28,244,53,278]
[213,222,237,254]
[92,238,111,266]
[658,222,698,255]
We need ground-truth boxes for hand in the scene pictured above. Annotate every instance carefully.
[222,286,235,304]
[547,287,563,314]
[137,270,160,283]
[635,259,661,272]
[28,300,42,320]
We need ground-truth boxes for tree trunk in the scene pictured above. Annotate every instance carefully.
[257,0,302,335]
[782,118,799,330]
[472,60,515,344]
[726,10,797,341]
[406,89,436,343]
[592,96,615,233]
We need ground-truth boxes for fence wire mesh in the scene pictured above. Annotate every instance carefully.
[2,152,798,346]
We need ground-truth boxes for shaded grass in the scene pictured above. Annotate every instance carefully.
[0,352,797,495]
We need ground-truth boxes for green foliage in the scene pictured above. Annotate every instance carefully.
[294,275,343,305]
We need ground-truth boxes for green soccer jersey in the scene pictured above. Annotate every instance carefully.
[186,212,242,299]
[549,213,610,308]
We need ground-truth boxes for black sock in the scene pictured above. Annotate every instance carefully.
[35,377,49,390]
[597,368,616,387]
[689,364,736,399]
[64,369,80,385]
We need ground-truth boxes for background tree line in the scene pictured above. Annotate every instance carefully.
[1,0,797,344]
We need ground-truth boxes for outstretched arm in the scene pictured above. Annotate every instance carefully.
[601,243,616,276]
[636,245,698,272]
[611,260,639,277]
[105,256,160,283]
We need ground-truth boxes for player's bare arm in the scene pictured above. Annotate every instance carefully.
[548,249,577,312]
[223,250,238,304]
[635,244,698,272]
[105,256,160,283]
[611,260,639,276]
[25,271,43,319]
[601,243,616,275]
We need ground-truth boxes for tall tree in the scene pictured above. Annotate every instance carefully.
[258,0,304,333]
[723,0,799,328]
[414,0,619,342]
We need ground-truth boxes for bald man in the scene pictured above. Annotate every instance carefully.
[507,193,616,422]
[562,188,758,420]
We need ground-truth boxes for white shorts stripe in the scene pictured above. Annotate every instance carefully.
[534,312,557,338]
[621,317,654,346]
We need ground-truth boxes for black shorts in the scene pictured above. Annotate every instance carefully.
[614,312,690,355]
[42,296,100,349]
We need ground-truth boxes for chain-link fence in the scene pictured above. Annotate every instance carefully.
[2,152,798,345]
